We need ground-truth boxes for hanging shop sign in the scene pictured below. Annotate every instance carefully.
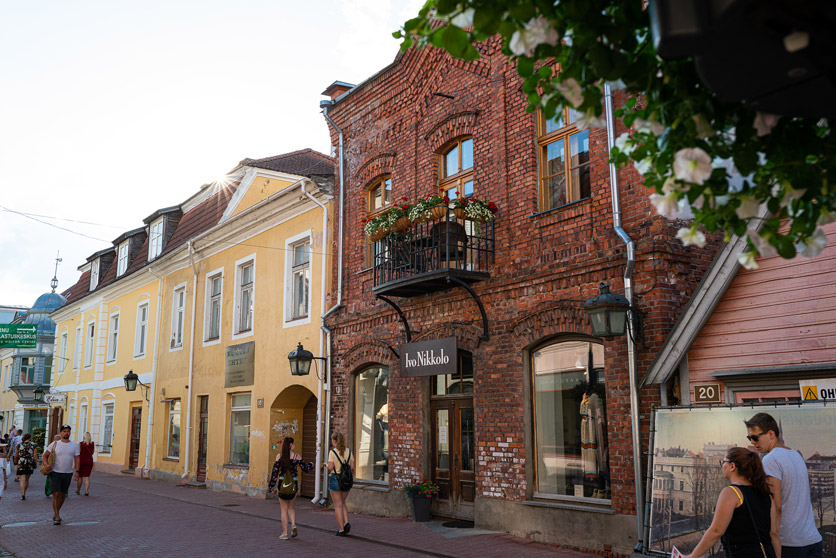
[400,337,457,377]
[799,378,836,401]
[0,324,37,349]
[225,341,255,387]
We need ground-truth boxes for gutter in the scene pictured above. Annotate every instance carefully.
[604,83,645,551]
[142,267,164,477]
[181,240,199,479]
[319,100,345,503]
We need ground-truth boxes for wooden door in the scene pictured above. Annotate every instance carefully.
[197,396,208,482]
[301,395,317,498]
[129,407,142,470]
[431,397,475,519]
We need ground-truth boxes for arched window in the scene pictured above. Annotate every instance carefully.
[354,366,389,482]
[531,338,610,499]
[439,137,473,200]
[365,176,392,267]
[537,108,591,210]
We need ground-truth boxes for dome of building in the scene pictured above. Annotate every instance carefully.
[30,292,67,314]
[24,291,67,338]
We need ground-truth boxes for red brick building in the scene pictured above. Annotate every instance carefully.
[320,37,719,554]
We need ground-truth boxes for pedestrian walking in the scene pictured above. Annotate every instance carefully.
[745,412,823,558]
[0,440,8,502]
[268,436,313,540]
[9,429,22,482]
[15,433,38,500]
[326,431,354,537]
[42,425,80,525]
[76,432,95,496]
[44,435,61,498]
[685,447,777,558]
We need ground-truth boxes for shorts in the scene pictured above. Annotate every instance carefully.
[49,472,73,495]
[329,473,349,492]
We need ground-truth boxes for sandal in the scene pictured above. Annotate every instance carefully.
[53,518,61,525]
[279,534,289,540]
[291,525,297,538]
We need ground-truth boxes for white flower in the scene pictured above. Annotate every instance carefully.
[615,132,635,155]
[818,208,836,226]
[753,112,781,137]
[795,228,827,258]
[677,226,706,247]
[575,109,605,130]
[692,114,715,139]
[737,250,759,270]
[735,195,762,219]
[650,189,680,219]
[633,118,665,136]
[676,198,694,220]
[748,231,778,258]
[634,157,654,175]
[554,78,584,108]
[450,8,474,28]
[780,181,806,207]
[691,195,705,210]
[674,147,713,185]
[509,16,559,56]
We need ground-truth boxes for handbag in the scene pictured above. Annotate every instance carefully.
[729,485,769,558]
[40,443,55,475]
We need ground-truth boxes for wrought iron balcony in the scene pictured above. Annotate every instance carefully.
[372,209,495,297]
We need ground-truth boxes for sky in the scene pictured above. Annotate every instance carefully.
[0,0,423,307]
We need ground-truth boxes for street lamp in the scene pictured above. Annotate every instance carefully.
[583,283,631,338]
[287,343,325,376]
[123,370,149,401]
[33,384,44,402]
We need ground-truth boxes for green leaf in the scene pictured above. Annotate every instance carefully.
[442,25,471,58]
[775,235,797,259]
[509,4,536,21]
[435,0,458,16]
[430,27,445,49]
[517,57,535,77]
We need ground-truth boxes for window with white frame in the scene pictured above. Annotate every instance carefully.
[84,321,95,367]
[117,241,129,276]
[167,400,181,459]
[172,286,185,348]
[59,332,68,374]
[229,393,251,465]
[68,405,76,440]
[234,258,254,334]
[135,302,149,357]
[290,240,310,320]
[74,325,82,370]
[205,273,223,340]
[107,313,119,362]
[101,403,114,454]
[80,403,88,439]
[90,259,100,291]
[148,218,164,260]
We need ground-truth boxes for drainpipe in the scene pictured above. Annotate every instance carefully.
[300,179,329,502]
[181,240,199,479]
[143,267,165,477]
[604,83,645,551]
[320,99,345,503]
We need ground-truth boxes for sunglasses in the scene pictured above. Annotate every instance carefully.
[746,433,764,442]
[719,459,732,466]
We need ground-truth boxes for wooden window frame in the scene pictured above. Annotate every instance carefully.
[537,109,592,211]
[365,175,393,268]
[439,137,474,200]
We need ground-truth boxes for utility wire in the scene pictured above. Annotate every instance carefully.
[0,206,124,229]
[0,205,110,242]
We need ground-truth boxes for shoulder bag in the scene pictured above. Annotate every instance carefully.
[40,442,55,475]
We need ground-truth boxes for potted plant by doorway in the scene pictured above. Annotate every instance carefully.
[403,478,439,522]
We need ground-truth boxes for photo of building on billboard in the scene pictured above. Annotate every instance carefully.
[650,405,836,557]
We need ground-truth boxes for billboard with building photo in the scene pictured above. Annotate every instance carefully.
[650,405,836,558]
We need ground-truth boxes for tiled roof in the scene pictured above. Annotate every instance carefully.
[161,181,239,257]
[240,148,335,177]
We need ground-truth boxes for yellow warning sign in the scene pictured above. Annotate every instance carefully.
[803,386,818,400]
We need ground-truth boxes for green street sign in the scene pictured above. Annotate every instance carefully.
[0,324,38,349]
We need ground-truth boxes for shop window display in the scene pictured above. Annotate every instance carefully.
[354,367,389,482]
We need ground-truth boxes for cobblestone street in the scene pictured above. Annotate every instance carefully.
[0,473,589,557]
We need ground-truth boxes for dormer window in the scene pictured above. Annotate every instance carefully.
[117,241,130,276]
[149,218,164,260]
[90,259,100,291]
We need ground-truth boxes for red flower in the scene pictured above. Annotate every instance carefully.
[460,198,469,207]
[402,196,409,201]
[442,195,449,204]
[487,202,498,213]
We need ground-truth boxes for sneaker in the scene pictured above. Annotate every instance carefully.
[335,530,346,537]
[279,534,289,540]
[344,522,351,534]
[291,525,297,538]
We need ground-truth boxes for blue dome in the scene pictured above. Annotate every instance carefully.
[30,292,67,313]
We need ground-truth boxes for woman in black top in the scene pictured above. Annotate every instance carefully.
[685,447,778,558]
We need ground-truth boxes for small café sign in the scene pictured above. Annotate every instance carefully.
[225,341,255,387]
[400,337,457,377]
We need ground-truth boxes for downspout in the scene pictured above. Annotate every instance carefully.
[181,240,199,479]
[604,83,645,551]
[143,267,165,477]
[300,179,329,502]
[320,99,344,503]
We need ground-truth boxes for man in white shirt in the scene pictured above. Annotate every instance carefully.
[42,425,80,525]
[745,412,822,558]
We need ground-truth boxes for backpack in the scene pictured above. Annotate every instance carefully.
[333,449,353,490]
[279,471,297,497]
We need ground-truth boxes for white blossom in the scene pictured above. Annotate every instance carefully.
[818,208,836,226]
[634,118,665,136]
[692,114,715,139]
[753,112,781,137]
[676,198,694,220]
[509,16,560,56]
[677,226,706,247]
[450,8,474,28]
[615,132,635,155]
[795,227,827,258]
[673,147,713,185]
[780,181,806,207]
[634,157,654,175]
[650,190,680,219]
[575,109,605,130]
[748,231,778,258]
[737,250,759,270]
[735,195,762,219]
[554,78,584,108]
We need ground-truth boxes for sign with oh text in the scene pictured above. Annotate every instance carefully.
[225,341,255,387]
[0,324,37,348]
[799,379,836,401]
[400,337,457,377]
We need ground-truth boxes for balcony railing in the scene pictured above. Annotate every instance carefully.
[372,209,495,297]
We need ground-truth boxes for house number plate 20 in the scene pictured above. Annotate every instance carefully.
[694,383,722,403]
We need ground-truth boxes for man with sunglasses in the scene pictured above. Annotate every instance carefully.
[744,412,822,558]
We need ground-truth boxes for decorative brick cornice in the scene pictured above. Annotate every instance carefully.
[355,152,397,189]
[424,110,480,153]
[510,303,593,348]
[413,322,484,353]
[338,339,398,375]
